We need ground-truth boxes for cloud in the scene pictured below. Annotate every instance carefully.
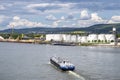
[52,17,77,27]
[47,14,76,27]
[0,0,120,30]
[77,11,107,27]
[45,14,57,21]
[50,10,107,28]
[1,0,120,15]
[108,16,120,24]
[91,13,103,22]
[26,3,74,13]
[52,20,62,27]
[0,5,5,10]
[61,16,65,20]
[80,9,90,20]
[66,14,74,20]
[8,16,46,28]
[13,16,20,21]
[59,14,75,21]
[27,3,72,10]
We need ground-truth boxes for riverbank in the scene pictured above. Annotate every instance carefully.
[1,39,120,47]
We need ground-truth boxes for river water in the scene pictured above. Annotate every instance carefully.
[0,42,120,80]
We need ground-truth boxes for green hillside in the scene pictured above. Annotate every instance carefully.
[81,23,120,33]
[0,23,120,34]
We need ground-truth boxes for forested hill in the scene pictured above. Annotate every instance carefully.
[81,24,120,33]
[0,23,120,34]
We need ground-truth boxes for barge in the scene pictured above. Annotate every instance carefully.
[50,56,75,71]
[51,42,76,46]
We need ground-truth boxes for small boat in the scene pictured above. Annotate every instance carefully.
[51,42,76,46]
[50,56,75,71]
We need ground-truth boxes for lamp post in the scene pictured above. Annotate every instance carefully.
[112,27,117,46]
[10,24,14,39]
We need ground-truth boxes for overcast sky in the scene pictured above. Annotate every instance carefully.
[0,0,120,30]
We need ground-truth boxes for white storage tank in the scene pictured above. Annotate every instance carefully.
[63,34,71,42]
[53,34,63,41]
[98,34,106,41]
[77,35,81,42]
[105,34,115,42]
[81,36,87,43]
[87,34,98,42]
[61,34,67,42]
[46,34,63,41]
[46,34,54,41]
[71,35,77,42]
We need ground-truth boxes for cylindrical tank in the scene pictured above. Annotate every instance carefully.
[62,34,67,42]
[77,35,81,42]
[98,34,106,41]
[71,35,77,42]
[81,36,87,43]
[105,34,115,42]
[46,34,54,41]
[64,34,71,42]
[87,34,98,42]
[53,34,62,41]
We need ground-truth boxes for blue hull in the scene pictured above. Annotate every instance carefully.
[60,66,75,71]
[50,58,75,71]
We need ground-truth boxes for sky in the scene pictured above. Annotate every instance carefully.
[0,0,120,30]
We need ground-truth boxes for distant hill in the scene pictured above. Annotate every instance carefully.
[82,23,120,33]
[0,23,120,34]
[0,27,83,34]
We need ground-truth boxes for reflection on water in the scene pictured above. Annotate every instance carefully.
[0,42,120,80]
